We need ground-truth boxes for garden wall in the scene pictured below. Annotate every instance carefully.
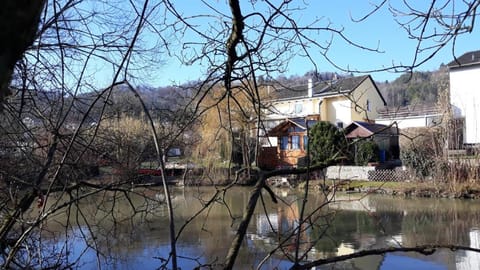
[326,166,376,181]
[326,166,410,181]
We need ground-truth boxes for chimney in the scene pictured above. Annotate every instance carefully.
[333,73,338,81]
[308,78,313,98]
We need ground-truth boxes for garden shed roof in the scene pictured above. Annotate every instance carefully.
[344,121,396,139]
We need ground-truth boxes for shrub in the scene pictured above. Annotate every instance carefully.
[400,145,436,178]
[354,139,379,166]
[399,127,441,179]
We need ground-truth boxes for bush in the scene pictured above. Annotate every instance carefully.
[400,145,435,178]
[399,127,441,179]
[354,140,379,166]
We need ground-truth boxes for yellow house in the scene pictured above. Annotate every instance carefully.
[260,75,386,148]
[265,75,386,128]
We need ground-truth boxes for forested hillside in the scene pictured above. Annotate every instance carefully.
[26,67,447,124]
[377,66,448,107]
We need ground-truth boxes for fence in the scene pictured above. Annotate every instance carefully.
[367,169,411,182]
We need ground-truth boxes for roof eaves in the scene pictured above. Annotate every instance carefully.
[449,61,480,69]
[365,75,387,106]
[349,75,368,93]
[353,121,376,135]
[447,50,480,68]
[344,121,373,137]
[316,75,368,97]
[288,119,307,130]
[270,94,311,102]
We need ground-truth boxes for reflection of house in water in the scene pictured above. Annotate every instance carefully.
[256,213,279,237]
[250,195,480,270]
[328,196,377,213]
[457,229,480,270]
[255,203,302,239]
[252,201,316,258]
[251,196,386,266]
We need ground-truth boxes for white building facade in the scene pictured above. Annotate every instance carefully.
[448,50,480,144]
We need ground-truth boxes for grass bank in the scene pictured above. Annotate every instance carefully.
[303,179,480,199]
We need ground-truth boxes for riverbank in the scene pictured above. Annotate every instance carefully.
[303,179,480,199]
[94,165,480,199]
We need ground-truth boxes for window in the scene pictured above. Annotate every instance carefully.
[280,136,289,150]
[303,135,308,150]
[167,148,181,157]
[336,121,344,129]
[366,99,370,112]
[292,135,300,149]
[295,103,303,114]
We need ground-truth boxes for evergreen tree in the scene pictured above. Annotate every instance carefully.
[309,121,349,165]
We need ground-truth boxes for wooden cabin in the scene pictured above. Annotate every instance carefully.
[258,118,317,169]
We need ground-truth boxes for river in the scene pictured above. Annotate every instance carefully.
[33,186,480,269]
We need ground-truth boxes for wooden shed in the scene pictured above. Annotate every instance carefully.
[344,121,399,162]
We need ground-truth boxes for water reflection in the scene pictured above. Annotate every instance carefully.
[33,187,480,269]
[250,191,480,269]
[456,229,480,270]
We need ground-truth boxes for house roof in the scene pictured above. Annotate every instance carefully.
[269,75,386,105]
[315,75,369,97]
[447,50,480,68]
[271,75,366,99]
[376,104,441,119]
[344,121,395,138]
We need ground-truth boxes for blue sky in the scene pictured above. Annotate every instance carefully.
[128,1,480,86]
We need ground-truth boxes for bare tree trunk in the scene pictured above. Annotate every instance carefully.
[0,0,46,105]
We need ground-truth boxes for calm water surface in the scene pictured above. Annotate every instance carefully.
[42,186,480,269]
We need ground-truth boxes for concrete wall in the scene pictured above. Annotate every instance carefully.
[326,165,376,181]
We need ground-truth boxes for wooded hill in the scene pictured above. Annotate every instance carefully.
[95,67,449,117]
[377,65,448,107]
[10,67,448,126]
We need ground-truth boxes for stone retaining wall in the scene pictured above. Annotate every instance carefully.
[326,166,376,181]
[326,166,410,181]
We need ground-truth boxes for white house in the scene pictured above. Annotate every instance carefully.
[448,50,480,145]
